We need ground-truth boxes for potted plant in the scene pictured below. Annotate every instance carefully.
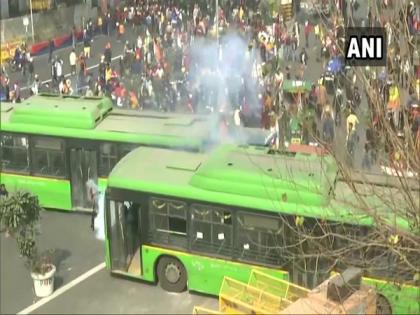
[0,190,56,297]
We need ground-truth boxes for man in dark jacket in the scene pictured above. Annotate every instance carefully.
[322,112,335,144]
[104,42,112,64]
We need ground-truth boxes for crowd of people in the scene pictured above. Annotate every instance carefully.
[1,0,419,173]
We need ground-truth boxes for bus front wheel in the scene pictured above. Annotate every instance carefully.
[376,294,392,314]
[157,256,187,293]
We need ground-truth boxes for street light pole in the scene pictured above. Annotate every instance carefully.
[215,0,219,42]
[29,0,35,42]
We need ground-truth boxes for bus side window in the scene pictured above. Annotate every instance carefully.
[149,197,188,248]
[1,133,29,174]
[31,136,66,178]
[99,143,119,177]
[236,212,283,266]
[190,204,233,257]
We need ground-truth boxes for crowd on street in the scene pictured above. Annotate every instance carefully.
[0,0,419,173]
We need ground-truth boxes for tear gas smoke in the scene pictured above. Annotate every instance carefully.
[94,190,105,241]
[188,31,263,114]
[188,31,265,145]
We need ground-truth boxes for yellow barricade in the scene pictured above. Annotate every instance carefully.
[193,269,310,315]
[219,276,291,315]
[248,270,310,303]
[192,306,222,315]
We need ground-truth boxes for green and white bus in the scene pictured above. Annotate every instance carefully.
[104,144,419,314]
[0,94,213,211]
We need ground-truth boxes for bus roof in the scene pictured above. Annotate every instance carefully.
[0,94,211,149]
[107,146,411,231]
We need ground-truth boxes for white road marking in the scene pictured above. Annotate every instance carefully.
[17,262,106,315]
[21,54,122,91]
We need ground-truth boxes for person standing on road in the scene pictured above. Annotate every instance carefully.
[346,109,359,137]
[12,81,21,103]
[322,111,335,145]
[48,39,54,63]
[97,15,103,36]
[27,57,34,86]
[304,20,311,48]
[51,60,57,87]
[55,56,64,85]
[31,74,40,95]
[83,31,91,59]
[300,47,308,66]
[69,49,77,76]
[104,42,112,64]
[105,12,112,36]
[117,21,125,42]
[79,53,89,92]
[71,25,77,49]
[98,55,106,82]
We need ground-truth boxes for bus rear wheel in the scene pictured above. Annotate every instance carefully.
[157,256,187,293]
[376,294,392,314]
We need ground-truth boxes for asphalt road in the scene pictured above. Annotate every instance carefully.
[0,210,217,314]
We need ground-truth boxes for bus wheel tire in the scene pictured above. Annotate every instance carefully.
[157,256,187,293]
[376,294,392,315]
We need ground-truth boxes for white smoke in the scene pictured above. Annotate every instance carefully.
[188,31,263,114]
[188,31,265,146]
[94,190,106,241]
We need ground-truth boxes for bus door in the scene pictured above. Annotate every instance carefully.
[69,147,98,211]
[108,200,142,276]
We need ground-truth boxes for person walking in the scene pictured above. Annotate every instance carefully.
[69,49,77,76]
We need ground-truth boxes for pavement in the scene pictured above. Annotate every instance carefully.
[0,211,217,314]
